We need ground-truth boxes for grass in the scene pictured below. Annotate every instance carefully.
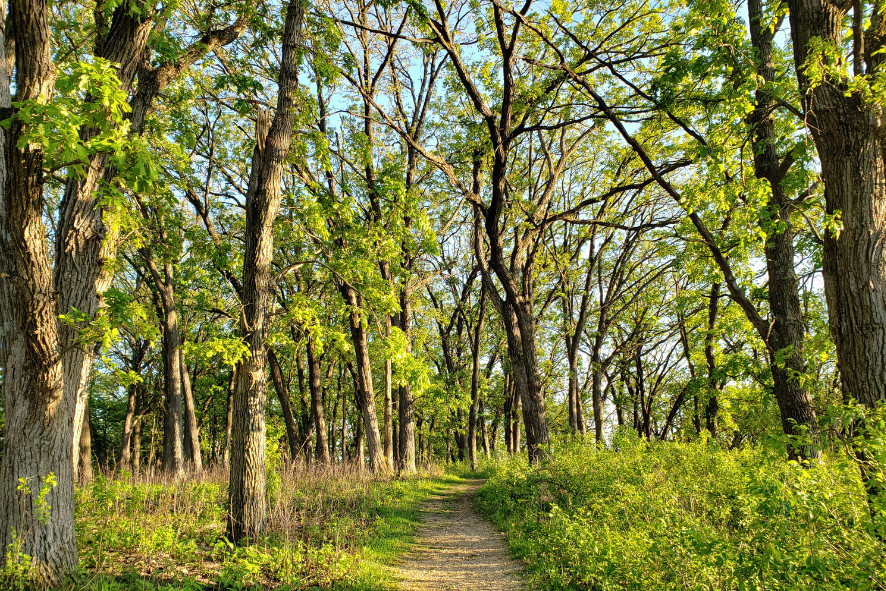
[39,463,457,590]
[475,435,886,590]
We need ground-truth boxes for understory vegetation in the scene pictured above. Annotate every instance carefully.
[4,469,449,591]
[476,438,886,590]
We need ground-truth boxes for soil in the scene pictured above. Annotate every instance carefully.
[393,478,525,591]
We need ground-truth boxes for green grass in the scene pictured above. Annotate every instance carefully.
[28,465,456,590]
[475,435,886,591]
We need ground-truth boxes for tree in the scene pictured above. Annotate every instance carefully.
[0,0,78,582]
[785,0,886,407]
[228,0,303,543]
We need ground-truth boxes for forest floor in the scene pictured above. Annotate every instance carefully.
[393,478,524,591]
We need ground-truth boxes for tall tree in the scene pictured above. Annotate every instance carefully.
[786,0,886,408]
[0,0,77,582]
[228,0,303,543]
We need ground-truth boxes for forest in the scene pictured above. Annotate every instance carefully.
[0,0,885,588]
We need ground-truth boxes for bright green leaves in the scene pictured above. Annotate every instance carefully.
[11,59,128,173]
[7,57,159,196]
[385,326,432,396]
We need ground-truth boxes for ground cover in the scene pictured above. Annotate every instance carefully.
[475,437,886,590]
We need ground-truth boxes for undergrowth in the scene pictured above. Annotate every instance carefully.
[476,434,886,590]
[54,464,452,590]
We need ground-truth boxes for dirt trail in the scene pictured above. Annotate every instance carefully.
[394,478,525,591]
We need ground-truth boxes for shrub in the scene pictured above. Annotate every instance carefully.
[476,436,886,590]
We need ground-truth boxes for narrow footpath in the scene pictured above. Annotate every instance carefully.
[393,478,525,591]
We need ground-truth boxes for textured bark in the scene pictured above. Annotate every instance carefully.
[180,351,202,472]
[149,262,184,478]
[383,314,394,470]
[788,0,886,412]
[430,1,554,464]
[0,0,78,583]
[749,0,820,459]
[339,283,388,473]
[61,6,153,477]
[329,364,340,460]
[397,287,417,474]
[563,242,597,436]
[468,288,487,471]
[479,399,490,456]
[228,0,301,543]
[64,5,252,478]
[268,347,300,460]
[132,414,143,475]
[222,373,234,468]
[295,349,312,463]
[351,366,366,471]
[78,402,94,484]
[590,333,606,442]
[306,336,331,464]
[341,375,348,465]
[503,374,514,453]
[481,255,549,463]
[118,383,141,471]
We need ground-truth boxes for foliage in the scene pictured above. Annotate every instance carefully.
[476,438,886,590]
[61,467,451,590]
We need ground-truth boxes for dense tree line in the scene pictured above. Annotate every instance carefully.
[1,0,885,584]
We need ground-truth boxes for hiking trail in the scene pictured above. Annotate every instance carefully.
[393,478,525,591]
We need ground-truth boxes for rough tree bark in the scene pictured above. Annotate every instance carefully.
[787,0,886,412]
[228,0,302,543]
[749,0,820,458]
[703,282,722,437]
[468,287,487,471]
[398,288,417,473]
[65,3,251,478]
[306,335,331,464]
[339,283,388,473]
[180,351,202,472]
[0,0,78,583]
[144,257,185,477]
[268,347,301,460]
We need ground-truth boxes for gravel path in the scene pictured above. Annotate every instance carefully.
[394,478,525,591]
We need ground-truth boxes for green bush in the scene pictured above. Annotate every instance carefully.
[476,435,886,590]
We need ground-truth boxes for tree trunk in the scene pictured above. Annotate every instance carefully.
[119,383,139,471]
[329,363,340,462]
[341,374,348,465]
[222,373,234,468]
[703,282,722,438]
[745,0,821,459]
[591,335,606,443]
[0,0,78,581]
[228,0,302,543]
[787,0,886,412]
[398,289,417,474]
[296,346,313,463]
[268,347,300,460]
[180,350,203,473]
[156,268,185,478]
[351,368,366,472]
[307,335,331,464]
[63,3,248,478]
[78,402,94,484]
[132,415,143,475]
[383,315,394,471]
[468,288,487,470]
[480,399,490,456]
[339,283,388,473]
[61,6,153,482]
[499,293,549,463]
